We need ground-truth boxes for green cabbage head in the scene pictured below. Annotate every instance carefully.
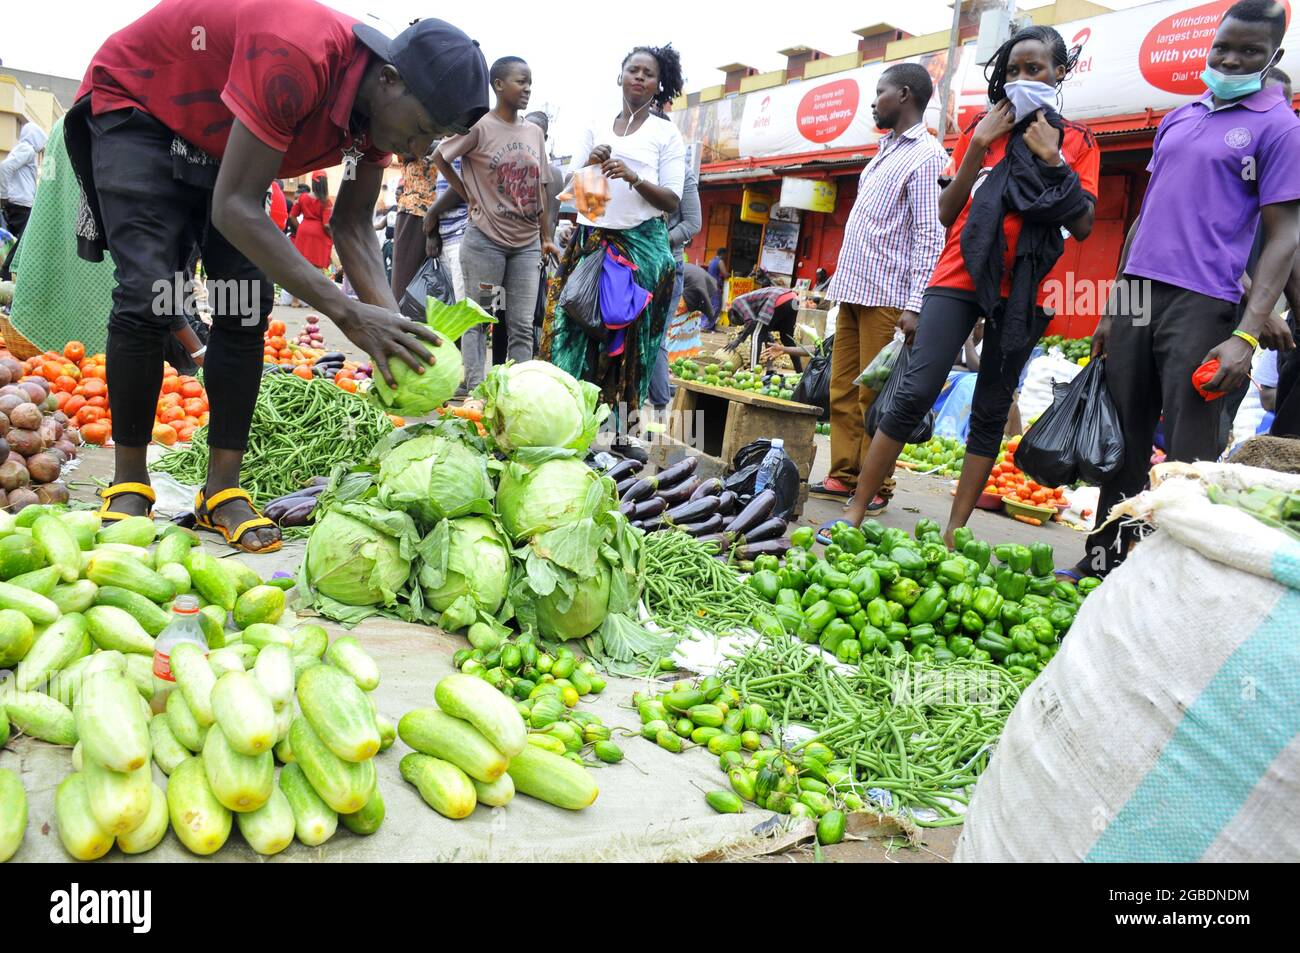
[377,432,494,529]
[495,455,613,542]
[304,502,416,608]
[370,335,463,416]
[479,360,608,454]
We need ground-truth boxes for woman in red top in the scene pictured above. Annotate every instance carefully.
[839,25,1100,546]
[290,172,335,269]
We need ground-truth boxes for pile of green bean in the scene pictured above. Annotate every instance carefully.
[641,530,773,638]
[722,636,1022,825]
[153,373,393,506]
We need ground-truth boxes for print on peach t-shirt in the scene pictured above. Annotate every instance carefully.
[437,113,550,248]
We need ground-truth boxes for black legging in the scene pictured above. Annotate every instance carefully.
[879,291,1036,458]
[0,201,31,281]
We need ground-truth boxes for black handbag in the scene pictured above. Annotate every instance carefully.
[399,257,455,319]
[557,247,607,341]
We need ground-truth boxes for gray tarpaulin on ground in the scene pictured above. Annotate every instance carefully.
[1,538,791,863]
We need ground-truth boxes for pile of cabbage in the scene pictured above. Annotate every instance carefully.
[299,361,651,648]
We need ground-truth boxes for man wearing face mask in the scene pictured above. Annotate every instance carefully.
[1072,0,1300,580]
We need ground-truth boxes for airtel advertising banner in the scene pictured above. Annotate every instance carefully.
[733,0,1300,160]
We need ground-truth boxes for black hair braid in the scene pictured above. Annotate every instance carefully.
[623,44,685,108]
[984,25,1081,103]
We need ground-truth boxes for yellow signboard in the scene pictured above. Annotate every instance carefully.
[808,180,838,213]
[779,176,838,213]
[740,189,773,225]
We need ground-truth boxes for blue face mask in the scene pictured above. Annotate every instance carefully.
[1201,54,1279,100]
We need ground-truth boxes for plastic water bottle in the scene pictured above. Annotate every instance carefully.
[151,595,207,712]
[753,439,785,495]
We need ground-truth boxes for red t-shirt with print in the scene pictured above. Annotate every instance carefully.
[927,112,1100,303]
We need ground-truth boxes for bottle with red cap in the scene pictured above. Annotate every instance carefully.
[151,594,208,712]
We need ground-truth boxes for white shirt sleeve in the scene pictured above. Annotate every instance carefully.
[1255,349,1279,388]
[657,122,686,198]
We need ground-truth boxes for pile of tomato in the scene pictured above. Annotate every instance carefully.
[263,319,324,369]
[25,341,210,447]
[984,436,1068,509]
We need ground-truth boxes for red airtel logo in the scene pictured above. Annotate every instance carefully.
[796,79,860,144]
[1139,0,1291,94]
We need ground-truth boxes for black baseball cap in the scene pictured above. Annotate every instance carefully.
[352,18,490,135]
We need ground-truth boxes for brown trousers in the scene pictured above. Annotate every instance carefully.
[828,302,901,487]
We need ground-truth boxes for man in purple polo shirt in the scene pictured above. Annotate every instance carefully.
[1075,0,1300,579]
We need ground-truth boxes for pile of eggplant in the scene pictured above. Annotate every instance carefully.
[262,477,328,527]
[607,456,792,560]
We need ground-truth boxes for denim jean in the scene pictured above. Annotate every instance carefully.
[458,223,541,388]
[647,261,685,410]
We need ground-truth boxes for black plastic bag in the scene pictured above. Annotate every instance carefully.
[1015,359,1124,486]
[557,247,607,341]
[791,334,832,420]
[399,257,455,319]
[725,439,801,519]
[864,344,933,444]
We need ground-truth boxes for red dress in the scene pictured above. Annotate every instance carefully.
[290,195,334,268]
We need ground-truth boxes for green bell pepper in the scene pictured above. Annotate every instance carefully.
[975,572,995,589]
[776,588,801,611]
[1029,541,1055,577]
[860,625,889,653]
[818,619,855,653]
[848,567,881,601]
[888,640,909,659]
[1053,581,1081,606]
[887,600,906,622]
[789,526,815,551]
[975,633,1013,661]
[995,567,1029,602]
[920,542,949,568]
[824,543,844,562]
[835,639,862,664]
[937,559,974,588]
[748,570,781,601]
[800,583,830,609]
[947,582,975,611]
[1005,652,1034,669]
[984,619,1004,636]
[931,646,956,664]
[830,524,867,554]
[803,600,837,634]
[870,558,900,585]
[999,601,1024,628]
[1027,574,1056,598]
[972,586,1004,622]
[970,648,993,663]
[910,643,937,661]
[835,556,857,575]
[1078,576,1101,596]
[755,613,785,639]
[1010,624,1038,655]
[785,549,814,574]
[914,517,943,542]
[920,570,937,588]
[853,551,875,567]
[891,547,926,578]
[866,597,892,630]
[821,569,852,592]
[774,605,803,634]
[961,609,986,634]
[947,635,975,658]
[995,543,1033,573]
[886,577,922,607]
[1027,616,1056,645]
[848,609,868,634]
[777,568,806,592]
[796,623,818,644]
[752,554,782,574]
[907,623,939,647]
[859,519,885,546]
[952,526,975,553]
[827,588,860,616]
[1021,593,1053,612]
[1047,605,1074,633]
[1007,665,1039,682]
[885,622,910,642]
[908,586,948,625]
[1035,641,1056,661]
[962,539,992,572]
[939,611,961,635]
[880,527,910,552]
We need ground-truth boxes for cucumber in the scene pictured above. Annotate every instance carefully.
[14,613,87,691]
[233,585,286,628]
[340,785,386,836]
[507,743,599,810]
[208,647,246,677]
[122,652,154,700]
[274,735,294,765]
[50,580,98,616]
[170,641,217,726]
[526,733,566,755]
[594,740,624,763]
[279,761,337,846]
[95,515,157,548]
[116,783,169,855]
[202,722,274,812]
[253,644,294,710]
[150,713,189,774]
[398,708,508,783]
[185,551,236,611]
[0,706,7,747]
[472,772,515,808]
[228,643,259,670]
[0,607,35,668]
[198,604,228,645]
[153,530,194,569]
[0,579,61,627]
[5,690,77,745]
[273,701,293,745]
[664,688,706,713]
[296,664,380,763]
[8,565,62,596]
[241,623,293,653]
[292,652,323,682]
[816,808,846,845]
[81,752,152,835]
[434,674,527,758]
[236,784,295,855]
[85,604,155,656]
[223,558,262,595]
[211,670,275,755]
[0,768,27,861]
[58,510,102,550]
[71,740,83,771]
[74,669,151,772]
[167,756,232,855]
[166,689,207,753]
[375,713,396,752]
[0,535,43,580]
[157,562,192,595]
[55,773,114,861]
[33,515,82,583]
[86,552,175,604]
[399,752,477,819]
[325,636,380,692]
[706,790,744,814]
[288,716,376,813]
[48,649,125,707]
[93,586,172,636]
[291,624,329,659]
[83,544,153,568]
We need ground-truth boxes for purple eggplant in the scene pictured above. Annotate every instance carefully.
[632,497,667,521]
[664,496,721,525]
[617,476,641,498]
[621,477,658,504]
[737,517,786,545]
[693,533,731,554]
[716,490,739,515]
[619,499,638,518]
[724,489,777,536]
[689,478,724,502]
[607,458,644,483]
[733,539,792,560]
[657,477,700,507]
[654,456,698,490]
[276,498,319,527]
[677,513,724,537]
